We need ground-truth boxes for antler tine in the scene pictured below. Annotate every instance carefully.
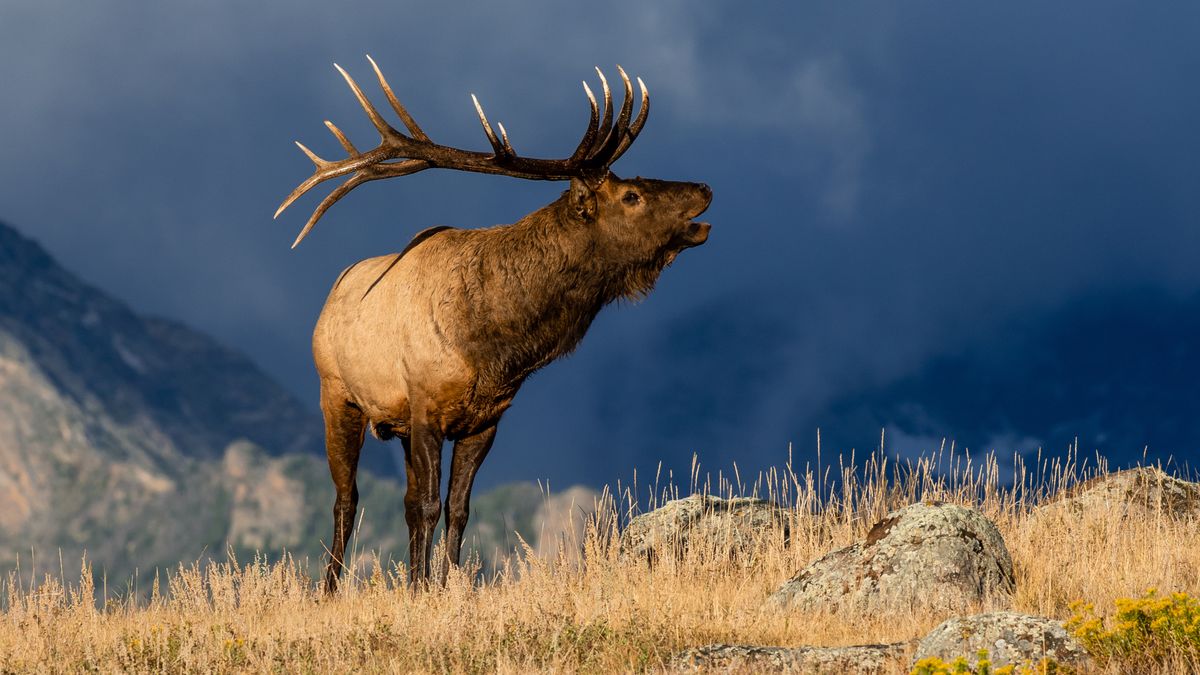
[590,65,635,162]
[324,121,358,155]
[610,76,650,163]
[334,63,399,141]
[289,172,373,248]
[275,147,391,219]
[496,122,515,157]
[366,54,429,142]
[471,94,512,159]
[615,65,635,129]
[587,68,613,159]
[568,80,601,163]
[290,159,430,248]
[294,141,327,168]
[630,77,650,136]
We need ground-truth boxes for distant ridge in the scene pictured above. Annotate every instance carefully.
[0,220,324,461]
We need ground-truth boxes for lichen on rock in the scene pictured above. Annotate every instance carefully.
[768,502,1014,617]
[1035,466,1200,522]
[619,494,789,563]
[670,642,910,674]
[913,612,1090,669]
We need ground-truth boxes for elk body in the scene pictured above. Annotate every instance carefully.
[277,58,711,592]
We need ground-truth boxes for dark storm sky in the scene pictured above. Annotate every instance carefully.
[3,3,1199,488]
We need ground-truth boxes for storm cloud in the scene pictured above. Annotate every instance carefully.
[3,3,1199,489]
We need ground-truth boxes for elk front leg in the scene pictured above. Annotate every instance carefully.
[443,425,498,576]
[320,393,366,595]
[401,421,444,587]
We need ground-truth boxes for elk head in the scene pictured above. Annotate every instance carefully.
[565,175,712,298]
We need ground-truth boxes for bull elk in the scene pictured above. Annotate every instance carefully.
[276,57,712,592]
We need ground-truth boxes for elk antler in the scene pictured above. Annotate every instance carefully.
[276,57,650,248]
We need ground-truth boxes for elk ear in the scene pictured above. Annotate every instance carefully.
[568,178,597,222]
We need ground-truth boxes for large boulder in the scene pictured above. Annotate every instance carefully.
[769,502,1014,616]
[1035,467,1200,521]
[913,612,1090,670]
[671,642,909,674]
[620,495,788,562]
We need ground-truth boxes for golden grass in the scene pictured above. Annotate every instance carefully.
[1,445,1197,673]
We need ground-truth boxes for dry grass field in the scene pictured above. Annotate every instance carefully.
[1,445,1197,673]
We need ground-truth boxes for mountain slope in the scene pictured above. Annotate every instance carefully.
[0,221,324,462]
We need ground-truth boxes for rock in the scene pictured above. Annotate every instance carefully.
[671,642,909,674]
[619,495,789,562]
[1036,467,1200,521]
[769,502,1014,616]
[913,612,1090,669]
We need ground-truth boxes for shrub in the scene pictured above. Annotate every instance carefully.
[1066,589,1200,668]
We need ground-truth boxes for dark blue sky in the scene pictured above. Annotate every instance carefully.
[3,3,1199,489]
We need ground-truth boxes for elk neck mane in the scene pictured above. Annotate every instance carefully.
[454,192,674,385]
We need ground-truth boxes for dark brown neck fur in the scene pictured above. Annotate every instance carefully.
[456,194,671,388]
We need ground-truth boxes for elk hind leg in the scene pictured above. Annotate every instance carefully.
[321,389,366,595]
[402,420,444,587]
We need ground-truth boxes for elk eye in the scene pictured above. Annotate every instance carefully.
[622,191,641,205]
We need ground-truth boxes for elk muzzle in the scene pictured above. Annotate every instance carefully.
[682,182,713,247]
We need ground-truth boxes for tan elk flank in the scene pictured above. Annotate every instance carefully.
[276,57,712,592]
